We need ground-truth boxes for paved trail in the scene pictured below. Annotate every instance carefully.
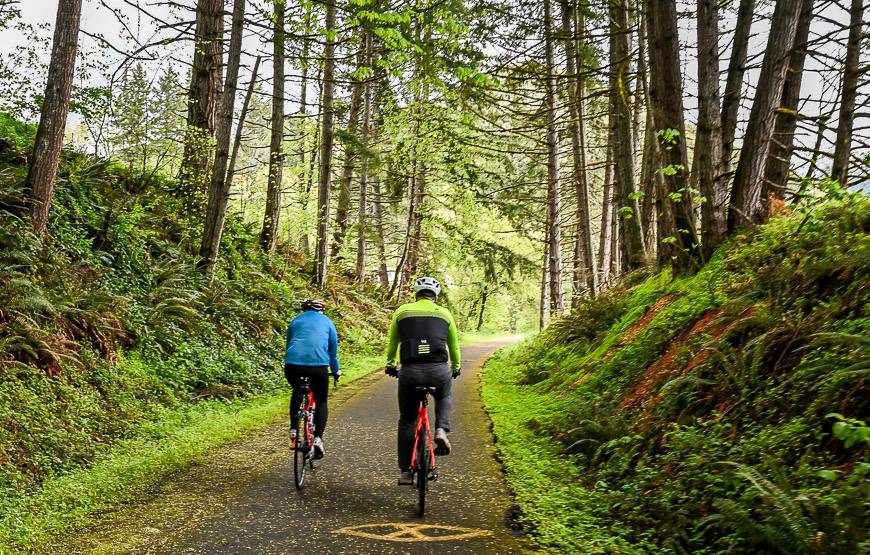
[65,341,529,554]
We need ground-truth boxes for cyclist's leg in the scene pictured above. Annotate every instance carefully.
[285,364,304,425]
[431,363,453,433]
[309,366,329,438]
[396,374,419,470]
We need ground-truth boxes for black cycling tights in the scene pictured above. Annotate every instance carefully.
[285,364,329,438]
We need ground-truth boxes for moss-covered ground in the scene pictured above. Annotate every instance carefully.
[483,198,869,554]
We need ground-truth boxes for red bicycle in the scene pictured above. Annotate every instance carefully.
[291,377,316,489]
[408,386,439,516]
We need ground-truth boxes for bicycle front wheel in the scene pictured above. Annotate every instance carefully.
[416,435,429,517]
[293,413,309,489]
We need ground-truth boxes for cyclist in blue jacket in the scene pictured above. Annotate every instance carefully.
[284,298,340,459]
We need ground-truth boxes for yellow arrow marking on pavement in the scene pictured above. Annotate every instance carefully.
[335,522,492,542]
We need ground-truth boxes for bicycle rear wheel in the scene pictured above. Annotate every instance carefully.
[293,412,309,489]
[416,432,429,517]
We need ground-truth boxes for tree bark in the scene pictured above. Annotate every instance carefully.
[355,31,374,283]
[298,5,314,254]
[646,0,696,268]
[728,0,804,230]
[610,0,646,272]
[476,287,489,331]
[830,0,864,187]
[543,0,564,314]
[333,35,367,259]
[539,225,550,330]
[636,10,658,257]
[696,0,726,260]
[26,0,82,236]
[721,0,755,170]
[762,0,815,200]
[598,112,615,286]
[201,0,246,272]
[371,176,390,289]
[639,108,660,256]
[314,0,337,284]
[180,0,223,204]
[260,0,285,253]
[559,0,596,301]
[225,57,260,197]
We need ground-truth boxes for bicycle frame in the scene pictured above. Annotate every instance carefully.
[409,394,436,474]
[295,390,316,449]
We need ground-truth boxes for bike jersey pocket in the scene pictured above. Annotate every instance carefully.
[401,338,447,364]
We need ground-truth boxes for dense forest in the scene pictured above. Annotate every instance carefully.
[0,0,867,552]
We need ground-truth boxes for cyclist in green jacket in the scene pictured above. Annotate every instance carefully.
[385,276,461,485]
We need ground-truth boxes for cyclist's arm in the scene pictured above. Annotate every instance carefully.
[446,311,461,372]
[385,311,400,368]
[328,320,340,375]
[285,322,293,351]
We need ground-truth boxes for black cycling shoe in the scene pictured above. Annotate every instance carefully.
[313,437,325,459]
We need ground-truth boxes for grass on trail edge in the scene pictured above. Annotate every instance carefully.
[481,345,642,554]
[0,355,382,553]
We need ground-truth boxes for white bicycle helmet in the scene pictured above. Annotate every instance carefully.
[413,276,441,297]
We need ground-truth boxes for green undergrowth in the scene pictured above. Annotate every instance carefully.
[0,133,391,550]
[0,354,382,553]
[482,346,645,553]
[483,198,869,554]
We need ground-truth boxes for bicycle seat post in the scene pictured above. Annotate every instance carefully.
[299,376,311,392]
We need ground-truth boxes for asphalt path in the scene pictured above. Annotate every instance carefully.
[65,341,530,554]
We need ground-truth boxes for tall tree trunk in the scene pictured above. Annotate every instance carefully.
[389,180,416,298]
[543,0,564,314]
[260,0,285,252]
[298,5,314,254]
[696,0,726,260]
[609,185,620,276]
[180,0,223,206]
[560,0,596,301]
[636,9,658,256]
[763,0,815,199]
[355,31,374,283]
[405,159,426,284]
[333,35,367,259]
[639,108,660,256]
[830,0,865,187]
[225,57,260,201]
[610,0,646,271]
[303,70,323,254]
[646,0,696,268]
[314,0,337,284]
[26,0,82,236]
[201,0,246,272]
[721,0,755,170]
[368,48,389,291]
[728,0,804,230]
[371,176,390,289]
[539,225,550,330]
[476,287,489,331]
[398,83,429,293]
[598,116,615,286]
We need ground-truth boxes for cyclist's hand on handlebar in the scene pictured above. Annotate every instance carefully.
[332,373,340,388]
[452,368,461,379]
[385,366,398,378]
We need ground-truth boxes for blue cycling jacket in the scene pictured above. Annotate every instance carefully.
[284,310,340,374]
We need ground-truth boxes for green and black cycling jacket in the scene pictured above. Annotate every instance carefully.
[385,298,461,372]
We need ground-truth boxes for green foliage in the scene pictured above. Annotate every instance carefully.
[0,124,391,518]
[483,197,870,553]
[0,111,36,147]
